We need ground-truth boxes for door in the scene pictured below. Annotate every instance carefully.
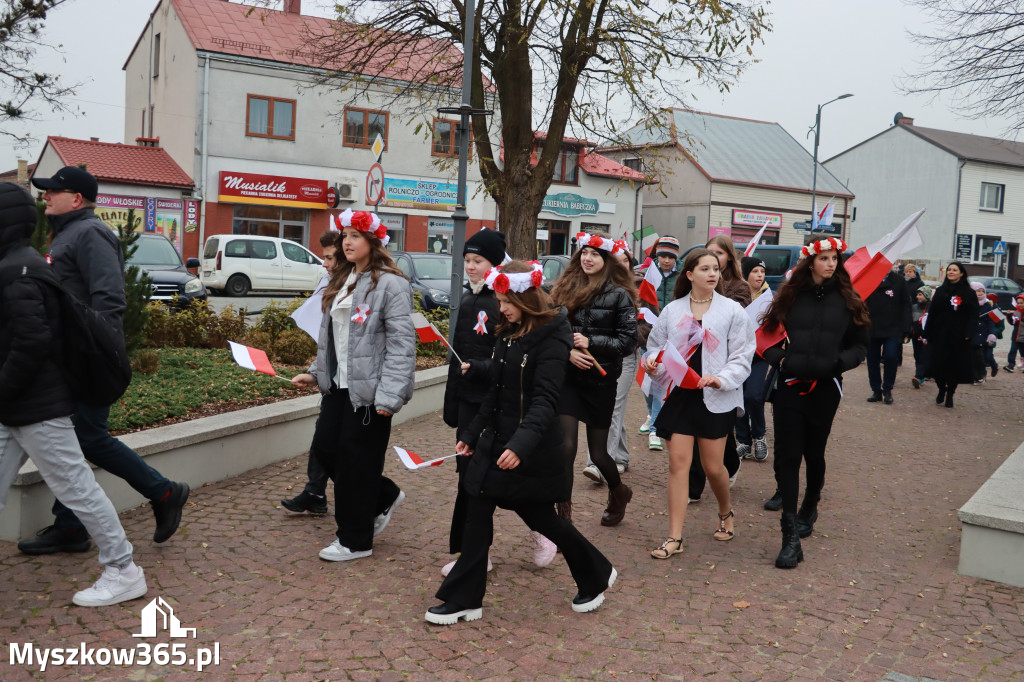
[201,238,220,277]
[281,241,324,290]
[247,239,283,290]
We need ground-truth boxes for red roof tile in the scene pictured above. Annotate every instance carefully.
[165,0,464,86]
[42,137,193,189]
[579,151,646,182]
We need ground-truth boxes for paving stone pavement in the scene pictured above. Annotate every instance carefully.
[3,352,1024,680]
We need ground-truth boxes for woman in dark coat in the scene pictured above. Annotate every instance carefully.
[550,233,638,526]
[925,262,977,408]
[426,262,616,625]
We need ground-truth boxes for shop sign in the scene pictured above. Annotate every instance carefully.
[94,193,185,251]
[541,193,599,217]
[381,178,457,211]
[185,200,199,233]
[955,234,973,261]
[218,171,329,209]
[709,226,732,238]
[428,217,454,232]
[732,210,781,228]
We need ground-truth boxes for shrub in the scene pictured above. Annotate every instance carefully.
[131,350,161,375]
[241,329,274,356]
[251,299,300,344]
[145,300,247,349]
[274,328,317,366]
[414,290,451,359]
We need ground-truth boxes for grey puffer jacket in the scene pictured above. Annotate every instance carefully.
[308,271,416,414]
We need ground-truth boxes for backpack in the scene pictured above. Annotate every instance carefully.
[0,265,132,407]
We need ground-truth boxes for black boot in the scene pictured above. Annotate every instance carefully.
[936,386,946,404]
[776,513,803,569]
[945,387,955,408]
[763,489,783,511]
[796,494,819,538]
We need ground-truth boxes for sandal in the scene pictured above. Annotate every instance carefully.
[713,509,735,542]
[650,537,684,559]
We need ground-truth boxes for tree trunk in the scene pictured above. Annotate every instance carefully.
[498,185,545,260]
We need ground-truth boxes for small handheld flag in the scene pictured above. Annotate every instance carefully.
[638,266,663,307]
[410,312,463,364]
[394,446,457,470]
[228,341,293,382]
[985,307,1006,323]
[743,220,770,257]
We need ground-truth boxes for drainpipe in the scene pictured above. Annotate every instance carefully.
[952,158,966,266]
[632,180,643,257]
[146,19,154,137]
[198,56,210,250]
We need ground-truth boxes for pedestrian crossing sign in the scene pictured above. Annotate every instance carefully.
[994,240,1007,255]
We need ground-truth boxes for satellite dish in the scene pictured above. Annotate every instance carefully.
[893,112,904,125]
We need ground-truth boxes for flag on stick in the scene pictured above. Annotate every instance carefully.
[228,341,278,377]
[638,266,662,307]
[290,274,329,340]
[986,307,1006,323]
[635,362,652,395]
[745,288,774,326]
[845,209,926,299]
[743,220,770,257]
[659,343,701,390]
[394,446,457,470]
[632,225,660,255]
[638,307,659,324]
[813,198,835,231]
[411,312,463,364]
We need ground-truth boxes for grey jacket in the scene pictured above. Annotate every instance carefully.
[48,208,126,332]
[308,270,416,414]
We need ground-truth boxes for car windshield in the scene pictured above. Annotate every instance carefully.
[411,255,455,281]
[129,238,183,267]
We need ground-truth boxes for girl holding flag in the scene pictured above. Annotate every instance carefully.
[550,233,638,527]
[427,261,616,625]
[291,209,415,562]
[644,248,755,559]
[759,238,869,568]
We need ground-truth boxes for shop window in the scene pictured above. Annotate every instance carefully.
[975,235,999,263]
[246,95,295,140]
[432,118,471,158]
[344,107,388,148]
[380,213,406,252]
[232,205,308,244]
[980,182,1004,212]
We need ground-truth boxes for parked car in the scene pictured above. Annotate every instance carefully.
[199,235,324,296]
[128,233,206,307]
[969,276,1023,312]
[539,254,570,290]
[679,243,853,291]
[390,251,466,311]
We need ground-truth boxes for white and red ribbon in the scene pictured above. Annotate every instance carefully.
[473,310,488,335]
[352,304,370,324]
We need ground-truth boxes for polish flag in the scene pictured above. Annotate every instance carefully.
[659,343,701,391]
[228,341,276,376]
[845,209,926,299]
[813,198,835,231]
[635,363,652,396]
[638,307,659,324]
[755,324,787,358]
[394,446,456,470]
[411,312,448,345]
[638,266,663,307]
[743,220,770,257]
[290,274,329,340]
[986,307,1006,323]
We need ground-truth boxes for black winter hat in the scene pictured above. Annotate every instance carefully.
[741,256,766,280]
[0,182,37,239]
[464,228,507,267]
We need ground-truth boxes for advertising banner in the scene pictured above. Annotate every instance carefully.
[732,210,781,228]
[541,192,599,217]
[218,171,328,209]
[95,194,184,252]
[381,178,457,211]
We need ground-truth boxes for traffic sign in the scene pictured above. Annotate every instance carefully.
[994,240,1007,255]
[793,222,810,231]
[366,163,385,205]
[371,134,385,162]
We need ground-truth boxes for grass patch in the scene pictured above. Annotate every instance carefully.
[109,348,312,433]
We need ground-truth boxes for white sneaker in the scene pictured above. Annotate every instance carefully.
[72,564,148,607]
[441,557,493,577]
[582,464,604,484]
[638,416,651,434]
[616,463,627,474]
[571,567,617,613]
[648,432,663,451]
[319,539,372,562]
[532,531,557,567]
[729,464,740,488]
[373,489,405,537]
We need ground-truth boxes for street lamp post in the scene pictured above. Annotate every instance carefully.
[809,93,853,233]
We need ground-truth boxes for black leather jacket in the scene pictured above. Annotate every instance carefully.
[565,283,637,386]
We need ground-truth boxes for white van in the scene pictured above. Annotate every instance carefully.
[200,235,324,296]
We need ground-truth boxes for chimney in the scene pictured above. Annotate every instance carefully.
[90,137,99,142]
[16,160,27,184]
[897,116,914,126]
[135,137,160,147]
[283,0,301,13]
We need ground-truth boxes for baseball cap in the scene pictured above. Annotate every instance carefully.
[31,166,98,202]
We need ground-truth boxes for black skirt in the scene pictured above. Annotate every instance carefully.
[654,386,736,440]
[558,378,616,428]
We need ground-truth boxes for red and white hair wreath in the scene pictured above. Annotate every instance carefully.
[333,208,390,246]
[576,232,630,255]
[484,261,544,294]
[801,237,848,258]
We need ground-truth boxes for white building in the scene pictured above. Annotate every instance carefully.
[825,117,1024,279]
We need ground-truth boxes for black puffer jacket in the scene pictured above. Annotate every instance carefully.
[762,277,868,380]
[865,271,911,339]
[443,283,501,427]
[0,246,77,426]
[462,310,571,502]
[566,283,637,386]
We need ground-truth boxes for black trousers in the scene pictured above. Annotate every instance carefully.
[312,388,400,551]
[771,380,842,515]
[688,432,740,500]
[437,494,613,610]
[448,399,479,554]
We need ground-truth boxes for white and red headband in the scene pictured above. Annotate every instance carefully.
[333,208,390,246]
[576,232,629,256]
[484,262,544,294]
[801,237,847,258]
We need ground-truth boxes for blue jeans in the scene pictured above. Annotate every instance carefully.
[1009,342,1024,366]
[867,336,901,393]
[645,388,663,425]
[54,403,171,530]
[735,397,766,444]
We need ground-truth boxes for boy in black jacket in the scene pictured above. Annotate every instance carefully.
[864,270,911,404]
[0,183,147,607]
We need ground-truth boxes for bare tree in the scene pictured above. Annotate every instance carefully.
[304,0,769,258]
[0,0,76,143]
[903,0,1024,132]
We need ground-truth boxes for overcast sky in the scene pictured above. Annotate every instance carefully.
[2,0,1016,174]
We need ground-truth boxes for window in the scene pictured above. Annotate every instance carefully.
[152,33,160,78]
[282,241,314,264]
[232,205,308,243]
[250,241,278,260]
[225,240,249,258]
[431,118,471,158]
[623,158,642,172]
[975,235,999,263]
[344,107,388,148]
[246,95,295,140]
[551,148,579,184]
[980,182,1004,212]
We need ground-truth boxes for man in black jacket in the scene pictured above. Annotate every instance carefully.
[18,167,188,555]
[865,270,912,404]
[0,182,147,606]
